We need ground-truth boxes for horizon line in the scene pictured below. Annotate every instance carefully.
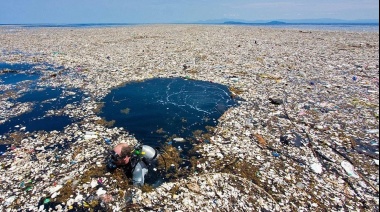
[1,22,379,25]
[0,18,379,25]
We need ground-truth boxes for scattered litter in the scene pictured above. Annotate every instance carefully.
[0,25,378,211]
[310,163,323,174]
[173,138,185,142]
[341,161,360,178]
[268,98,284,105]
[366,129,379,134]
[254,134,267,147]
[4,196,16,207]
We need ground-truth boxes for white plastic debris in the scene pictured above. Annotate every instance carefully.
[366,129,379,134]
[310,163,323,174]
[341,161,360,178]
[49,185,63,194]
[51,192,59,199]
[97,187,107,196]
[91,179,98,188]
[173,138,185,142]
[5,196,16,206]
[84,134,98,140]
[75,194,84,202]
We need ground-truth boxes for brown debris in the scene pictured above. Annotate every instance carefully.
[254,134,267,147]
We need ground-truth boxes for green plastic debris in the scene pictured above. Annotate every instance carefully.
[44,198,50,204]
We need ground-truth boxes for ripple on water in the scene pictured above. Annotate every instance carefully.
[101,78,238,148]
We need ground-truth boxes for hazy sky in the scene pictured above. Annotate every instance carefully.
[0,0,379,24]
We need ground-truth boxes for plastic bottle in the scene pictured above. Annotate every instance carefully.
[132,161,148,186]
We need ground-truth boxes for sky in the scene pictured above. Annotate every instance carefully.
[0,0,379,24]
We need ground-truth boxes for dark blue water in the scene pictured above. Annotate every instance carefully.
[0,62,61,72]
[0,144,8,155]
[0,63,40,85]
[101,78,237,149]
[0,62,85,136]
[0,63,37,70]
[0,87,84,135]
[0,73,39,85]
[0,62,62,85]
[17,87,63,103]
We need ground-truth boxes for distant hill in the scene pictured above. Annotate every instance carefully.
[195,18,379,24]
[223,20,287,25]
[266,21,287,25]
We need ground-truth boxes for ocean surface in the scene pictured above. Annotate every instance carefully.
[100,78,238,150]
[0,23,378,32]
[0,62,85,137]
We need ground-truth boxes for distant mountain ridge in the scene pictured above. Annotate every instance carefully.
[195,18,379,24]
[224,20,287,25]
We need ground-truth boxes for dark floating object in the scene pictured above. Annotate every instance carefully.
[269,98,283,105]
[280,135,290,145]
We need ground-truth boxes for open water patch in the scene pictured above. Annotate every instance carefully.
[0,62,83,135]
[101,78,238,149]
[0,87,85,135]
[0,62,61,88]
[0,144,8,155]
[0,63,39,85]
[0,73,39,85]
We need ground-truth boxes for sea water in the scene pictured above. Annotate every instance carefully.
[0,87,84,135]
[0,63,40,85]
[0,62,84,136]
[101,78,238,149]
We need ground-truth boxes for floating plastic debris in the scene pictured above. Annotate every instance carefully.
[104,138,112,145]
[366,129,379,134]
[341,161,360,178]
[310,163,323,174]
[4,196,16,207]
[84,132,98,140]
[96,187,107,196]
[0,25,379,212]
[43,198,51,204]
[272,151,280,157]
[173,138,185,142]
